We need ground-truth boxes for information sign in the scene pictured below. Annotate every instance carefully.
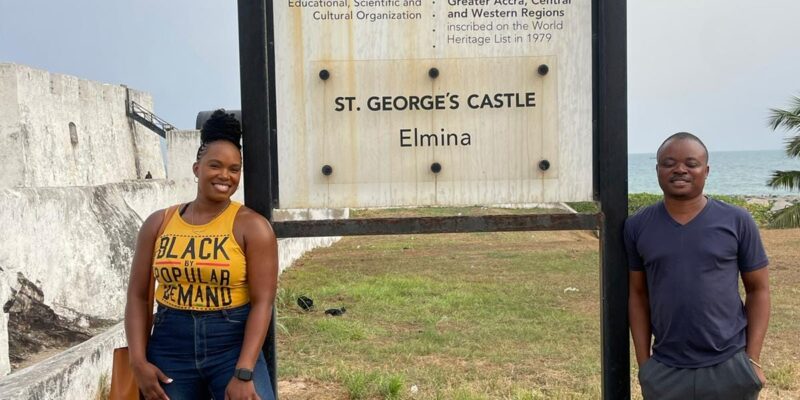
[275,0,592,207]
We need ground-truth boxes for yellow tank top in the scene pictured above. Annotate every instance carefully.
[152,202,249,311]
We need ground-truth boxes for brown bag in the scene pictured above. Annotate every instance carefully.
[110,205,178,400]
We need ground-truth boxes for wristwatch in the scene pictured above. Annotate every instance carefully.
[234,368,254,382]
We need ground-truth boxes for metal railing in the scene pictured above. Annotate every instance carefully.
[127,100,176,138]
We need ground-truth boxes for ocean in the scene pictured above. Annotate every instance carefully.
[628,150,798,196]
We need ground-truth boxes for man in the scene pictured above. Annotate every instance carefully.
[626,132,770,399]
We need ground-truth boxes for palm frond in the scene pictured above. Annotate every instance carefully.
[768,109,800,131]
[768,95,800,132]
[769,203,800,229]
[785,135,800,158]
[767,170,800,190]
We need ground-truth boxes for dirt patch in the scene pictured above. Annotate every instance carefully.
[758,228,800,399]
[278,378,347,400]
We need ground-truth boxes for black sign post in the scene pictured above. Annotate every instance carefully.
[595,0,630,397]
[237,0,628,398]
[237,0,278,395]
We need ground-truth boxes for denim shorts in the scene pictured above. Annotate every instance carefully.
[146,303,273,400]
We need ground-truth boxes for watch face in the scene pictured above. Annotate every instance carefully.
[236,368,254,381]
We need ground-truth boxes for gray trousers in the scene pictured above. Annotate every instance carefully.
[639,350,763,400]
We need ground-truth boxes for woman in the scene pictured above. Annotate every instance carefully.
[125,110,277,400]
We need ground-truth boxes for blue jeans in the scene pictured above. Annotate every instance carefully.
[147,304,274,400]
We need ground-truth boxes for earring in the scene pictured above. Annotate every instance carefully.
[194,176,198,183]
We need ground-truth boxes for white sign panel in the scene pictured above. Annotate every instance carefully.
[275,0,592,208]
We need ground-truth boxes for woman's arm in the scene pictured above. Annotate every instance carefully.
[124,210,171,400]
[227,208,279,400]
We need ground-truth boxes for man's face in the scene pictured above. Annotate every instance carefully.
[656,138,709,200]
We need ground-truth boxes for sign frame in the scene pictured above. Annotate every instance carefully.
[272,0,594,209]
[236,0,628,397]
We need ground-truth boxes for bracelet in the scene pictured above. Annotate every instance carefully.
[749,358,763,369]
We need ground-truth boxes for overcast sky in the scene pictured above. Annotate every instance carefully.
[1,0,798,154]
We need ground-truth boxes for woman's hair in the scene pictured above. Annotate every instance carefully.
[197,109,242,161]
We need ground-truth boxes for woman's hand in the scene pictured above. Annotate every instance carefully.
[225,378,260,400]
[132,360,172,400]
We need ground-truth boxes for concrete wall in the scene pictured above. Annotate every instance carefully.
[0,66,22,190]
[0,279,10,376]
[166,129,200,180]
[0,321,127,400]
[164,129,250,200]
[0,177,344,379]
[0,179,208,377]
[0,181,192,322]
[0,63,165,189]
[0,63,347,395]
[0,207,343,399]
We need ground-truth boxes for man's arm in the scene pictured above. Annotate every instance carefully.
[629,271,652,367]
[742,266,770,363]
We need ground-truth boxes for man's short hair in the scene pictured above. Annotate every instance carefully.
[656,132,709,162]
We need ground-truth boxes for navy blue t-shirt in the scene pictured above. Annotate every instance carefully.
[624,198,768,368]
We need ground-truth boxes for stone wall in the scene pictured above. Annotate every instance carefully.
[0,64,348,395]
[0,177,344,381]
[164,128,251,201]
[0,179,217,366]
[0,320,127,400]
[0,229,342,400]
[0,205,342,399]
[0,63,165,189]
[166,129,200,180]
[0,180,197,376]
[0,181,193,323]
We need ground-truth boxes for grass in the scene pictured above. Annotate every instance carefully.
[768,365,797,391]
[378,374,405,399]
[277,206,602,398]
[341,370,371,399]
[276,207,800,399]
[350,205,568,219]
[348,196,778,226]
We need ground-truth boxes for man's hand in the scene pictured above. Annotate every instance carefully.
[748,356,767,387]
[225,377,260,400]
[754,363,767,387]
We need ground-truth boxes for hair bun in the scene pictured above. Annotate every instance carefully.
[201,109,242,148]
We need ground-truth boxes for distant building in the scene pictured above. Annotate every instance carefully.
[0,63,165,189]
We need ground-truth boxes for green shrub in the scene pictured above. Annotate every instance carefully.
[341,371,372,400]
[711,195,774,226]
[378,374,405,399]
[565,201,599,213]
[627,193,773,226]
[628,193,662,215]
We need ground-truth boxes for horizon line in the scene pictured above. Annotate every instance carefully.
[629,148,785,155]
